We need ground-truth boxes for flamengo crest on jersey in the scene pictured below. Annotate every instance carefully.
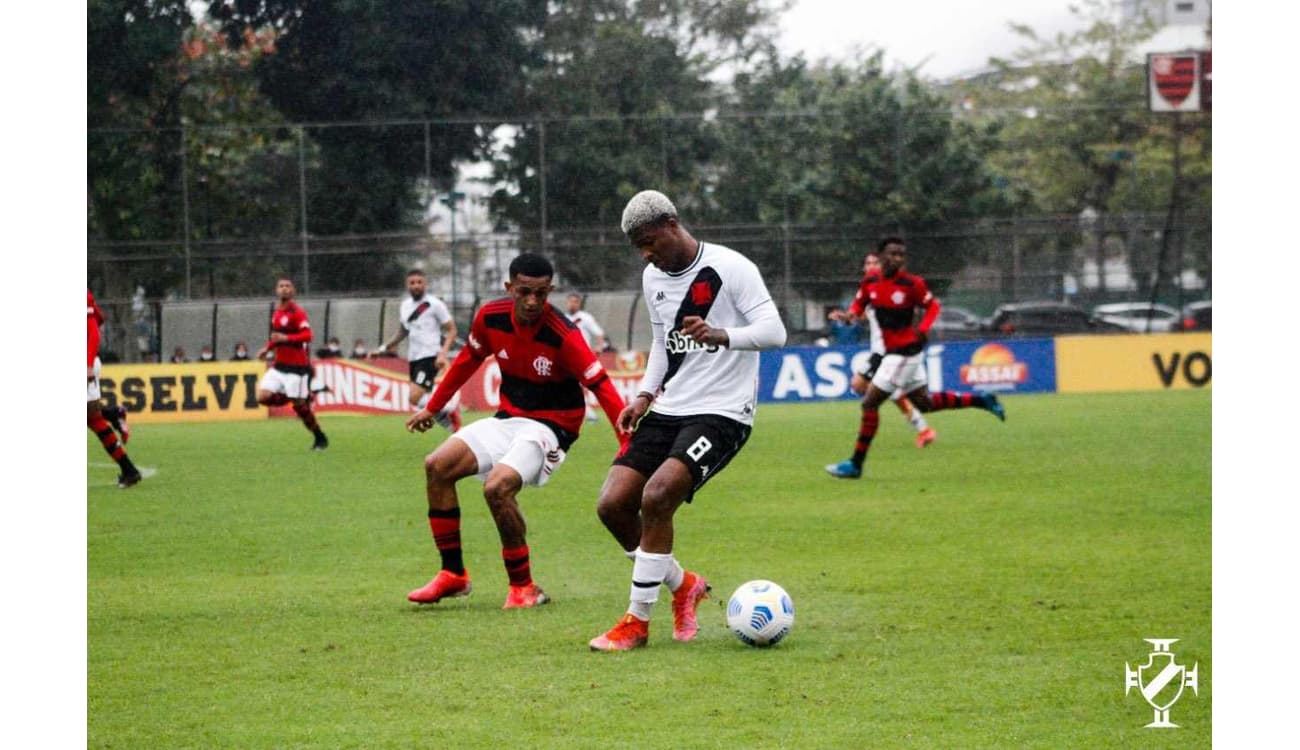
[400,293,452,361]
[643,242,773,425]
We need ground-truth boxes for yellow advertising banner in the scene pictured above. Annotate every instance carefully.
[99,361,268,423]
[1056,333,1211,393]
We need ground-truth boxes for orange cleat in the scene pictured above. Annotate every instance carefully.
[407,569,472,604]
[503,583,551,609]
[915,427,937,448]
[671,571,711,642]
[589,614,649,652]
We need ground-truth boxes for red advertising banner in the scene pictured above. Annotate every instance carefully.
[270,353,646,418]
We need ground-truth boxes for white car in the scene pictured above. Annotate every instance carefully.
[1091,302,1182,333]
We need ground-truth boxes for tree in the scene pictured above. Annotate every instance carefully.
[707,52,1007,300]
[948,0,1211,298]
[208,0,547,291]
[88,0,194,298]
[487,0,787,288]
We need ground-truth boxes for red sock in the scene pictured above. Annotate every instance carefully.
[851,408,880,466]
[89,413,127,462]
[292,401,320,432]
[428,508,464,575]
[502,545,532,587]
[929,392,976,411]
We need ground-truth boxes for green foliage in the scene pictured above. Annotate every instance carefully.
[87,0,193,280]
[487,0,786,286]
[707,53,1008,297]
[90,391,1210,748]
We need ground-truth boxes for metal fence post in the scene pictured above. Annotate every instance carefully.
[180,126,192,299]
[298,126,310,294]
[538,118,547,256]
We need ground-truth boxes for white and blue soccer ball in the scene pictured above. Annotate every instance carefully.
[726,580,794,647]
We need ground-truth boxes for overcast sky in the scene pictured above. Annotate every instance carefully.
[777,0,1086,79]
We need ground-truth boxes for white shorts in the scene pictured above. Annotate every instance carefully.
[871,352,928,395]
[258,367,311,400]
[87,357,102,402]
[452,416,567,487]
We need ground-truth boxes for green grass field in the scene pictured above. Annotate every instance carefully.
[88,390,1210,749]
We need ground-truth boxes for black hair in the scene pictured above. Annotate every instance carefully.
[877,236,906,252]
[407,268,426,277]
[508,253,554,280]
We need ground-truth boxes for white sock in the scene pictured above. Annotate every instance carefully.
[624,547,638,562]
[663,557,685,592]
[628,550,672,621]
[415,392,431,411]
[910,409,928,431]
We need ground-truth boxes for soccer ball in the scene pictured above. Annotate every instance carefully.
[726,580,794,647]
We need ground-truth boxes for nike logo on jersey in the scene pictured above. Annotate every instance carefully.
[497,349,510,360]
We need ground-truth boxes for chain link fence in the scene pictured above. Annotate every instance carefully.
[89,113,1210,361]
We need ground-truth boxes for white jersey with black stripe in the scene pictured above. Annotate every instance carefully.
[399,293,452,361]
[640,242,777,426]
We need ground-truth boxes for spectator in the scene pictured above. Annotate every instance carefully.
[317,336,344,359]
[170,346,188,364]
[351,339,369,358]
[198,345,216,362]
[231,341,251,361]
[826,306,864,345]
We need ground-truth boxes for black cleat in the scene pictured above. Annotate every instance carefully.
[117,470,143,488]
[312,433,329,451]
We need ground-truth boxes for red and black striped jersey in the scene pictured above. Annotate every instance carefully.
[429,298,622,449]
[88,289,104,367]
[848,269,940,354]
[268,301,313,370]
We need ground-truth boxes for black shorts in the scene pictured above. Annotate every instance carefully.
[613,412,752,501]
[409,357,441,389]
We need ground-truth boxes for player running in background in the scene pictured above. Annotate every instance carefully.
[564,292,608,353]
[829,251,936,448]
[825,237,1005,479]
[564,293,608,423]
[404,253,627,610]
[372,268,463,431]
[88,290,141,488]
[589,190,787,652]
[255,276,329,451]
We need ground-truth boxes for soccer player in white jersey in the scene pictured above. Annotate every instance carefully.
[564,293,607,353]
[589,190,788,652]
[373,269,463,431]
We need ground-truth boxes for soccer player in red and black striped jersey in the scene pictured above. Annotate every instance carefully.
[255,277,328,451]
[825,237,1005,479]
[88,290,142,488]
[404,253,628,609]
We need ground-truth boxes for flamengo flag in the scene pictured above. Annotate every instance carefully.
[1148,53,1202,112]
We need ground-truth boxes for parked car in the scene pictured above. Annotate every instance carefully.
[930,305,983,339]
[1181,300,1212,331]
[984,301,1129,337]
[1091,302,1182,333]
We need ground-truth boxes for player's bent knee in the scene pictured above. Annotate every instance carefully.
[482,476,519,508]
[641,477,687,523]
